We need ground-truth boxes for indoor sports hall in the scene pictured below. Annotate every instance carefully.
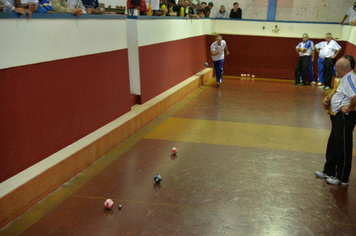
[1,0,356,235]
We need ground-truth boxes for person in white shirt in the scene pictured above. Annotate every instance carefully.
[315,33,341,90]
[211,34,230,88]
[66,0,86,13]
[315,56,356,186]
[339,2,356,25]
[294,33,313,86]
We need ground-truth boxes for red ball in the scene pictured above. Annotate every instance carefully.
[104,199,114,209]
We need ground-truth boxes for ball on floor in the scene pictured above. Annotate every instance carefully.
[171,147,178,155]
[104,199,114,209]
[154,174,162,183]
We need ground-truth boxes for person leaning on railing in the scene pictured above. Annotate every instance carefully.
[0,0,28,16]
[82,0,103,14]
[127,0,147,15]
[50,0,83,15]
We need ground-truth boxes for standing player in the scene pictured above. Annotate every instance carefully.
[211,35,230,88]
[315,33,341,90]
[294,33,313,86]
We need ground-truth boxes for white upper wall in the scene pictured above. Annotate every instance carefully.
[0,19,127,69]
[137,18,214,46]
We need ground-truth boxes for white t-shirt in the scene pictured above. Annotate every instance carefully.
[346,6,356,23]
[331,71,356,114]
[211,40,226,61]
[315,40,341,59]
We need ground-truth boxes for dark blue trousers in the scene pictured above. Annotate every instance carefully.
[213,59,224,83]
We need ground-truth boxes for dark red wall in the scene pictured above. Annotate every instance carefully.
[207,35,346,80]
[344,41,356,58]
[0,50,131,183]
[139,36,208,103]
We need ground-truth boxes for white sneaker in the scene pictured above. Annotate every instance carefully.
[324,86,330,90]
[314,171,332,179]
[319,85,325,89]
[311,81,316,85]
[317,82,322,86]
[326,177,349,186]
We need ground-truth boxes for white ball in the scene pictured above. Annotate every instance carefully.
[247,74,250,77]
[104,199,114,209]
[252,75,255,78]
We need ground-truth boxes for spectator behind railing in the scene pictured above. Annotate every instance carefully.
[0,0,29,17]
[50,0,82,15]
[166,0,176,16]
[229,2,241,19]
[339,2,356,25]
[127,0,147,15]
[202,1,213,17]
[38,0,53,12]
[215,4,227,18]
[67,0,86,14]
[82,0,103,14]
[196,1,205,17]
[186,0,199,19]
[153,0,167,16]
[6,0,52,15]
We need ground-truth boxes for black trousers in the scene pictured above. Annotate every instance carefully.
[295,56,309,83]
[323,58,333,87]
[323,112,356,183]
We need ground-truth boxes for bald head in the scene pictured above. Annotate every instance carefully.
[336,58,352,78]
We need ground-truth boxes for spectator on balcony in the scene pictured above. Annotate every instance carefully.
[153,0,167,16]
[67,0,86,14]
[0,0,27,16]
[38,0,54,12]
[196,1,205,17]
[166,0,177,16]
[229,2,241,19]
[50,0,82,15]
[82,0,103,14]
[339,2,356,25]
[6,0,51,13]
[202,1,212,17]
[215,5,227,18]
[127,0,147,15]
[187,0,199,18]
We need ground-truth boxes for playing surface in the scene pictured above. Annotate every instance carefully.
[2,78,356,236]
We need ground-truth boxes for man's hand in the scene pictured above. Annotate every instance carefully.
[86,7,93,14]
[25,8,32,18]
[226,51,230,56]
[13,7,26,17]
[323,96,331,110]
[340,105,349,114]
[74,8,83,16]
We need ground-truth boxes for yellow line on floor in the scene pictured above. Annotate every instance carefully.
[144,117,330,154]
[223,76,292,83]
